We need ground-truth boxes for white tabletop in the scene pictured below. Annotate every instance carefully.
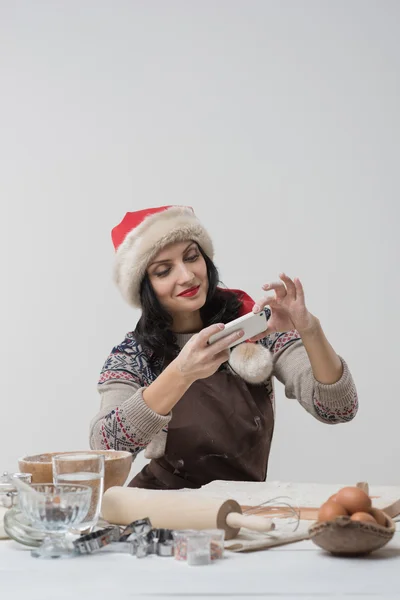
[3,480,400,599]
[1,533,400,600]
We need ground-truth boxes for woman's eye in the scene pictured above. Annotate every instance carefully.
[155,268,171,278]
[154,254,198,277]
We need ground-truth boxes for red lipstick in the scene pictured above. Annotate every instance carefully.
[178,285,200,298]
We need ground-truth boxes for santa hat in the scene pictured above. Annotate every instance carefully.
[112,206,273,388]
[112,205,213,308]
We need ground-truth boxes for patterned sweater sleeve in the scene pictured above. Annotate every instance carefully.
[260,330,358,424]
[89,334,171,455]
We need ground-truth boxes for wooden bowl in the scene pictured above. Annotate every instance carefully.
[309,513,396,556]
[18,450,132,492]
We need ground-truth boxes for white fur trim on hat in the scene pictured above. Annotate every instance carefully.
[228,343,273,384]
[114,207,214,308]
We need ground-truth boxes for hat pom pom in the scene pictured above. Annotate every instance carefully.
[228,343,273,384]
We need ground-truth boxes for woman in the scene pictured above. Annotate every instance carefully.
[90,205,358,489]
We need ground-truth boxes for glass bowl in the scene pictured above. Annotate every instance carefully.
[18,484,91,558]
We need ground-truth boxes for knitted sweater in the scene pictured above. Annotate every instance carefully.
[89,330,358,458]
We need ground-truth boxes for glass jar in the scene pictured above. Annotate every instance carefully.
[0,472,32,509]
[1,471,46,547]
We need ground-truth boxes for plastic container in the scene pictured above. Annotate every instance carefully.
[173,529,223,566]
[186,532,212,566]
[206,528,225,560]
[172,529,196,561]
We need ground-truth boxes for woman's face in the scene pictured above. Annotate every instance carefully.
[147,241,208,316]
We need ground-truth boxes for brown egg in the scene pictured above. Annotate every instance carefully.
[350,512,377,524]
[335,486,371,514]
[369,507,387,527]
[318,500,348,522]
[327,493,338,502]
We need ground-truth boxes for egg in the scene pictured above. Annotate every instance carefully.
[369,508,387,527]
[318,500,348,522]
[350,512,377,524]
[335,486,371,514]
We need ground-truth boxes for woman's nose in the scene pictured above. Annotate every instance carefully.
[176,262,194,283]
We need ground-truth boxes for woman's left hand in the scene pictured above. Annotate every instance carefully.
[249,273,318,340]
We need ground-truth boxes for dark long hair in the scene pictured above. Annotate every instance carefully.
[133,245,242,362]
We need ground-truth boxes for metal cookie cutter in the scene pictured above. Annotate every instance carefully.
[73,526,121,555]
[119,517,152,542]
[119,518,153,557]
[129,525,174,558]
[72,518,175,558]
[151,528,174,557]
[73,519,153,556]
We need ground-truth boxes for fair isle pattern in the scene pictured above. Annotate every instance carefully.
[260,329,301,354]
[99,370,138,384]
[99,332,163,387]
[313,391,359,423]
[98,333,164,453]
[100,407,148,454]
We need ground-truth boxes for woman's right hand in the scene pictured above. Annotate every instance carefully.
[173,323,244,383]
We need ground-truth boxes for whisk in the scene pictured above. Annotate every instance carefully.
[242,495,301,533]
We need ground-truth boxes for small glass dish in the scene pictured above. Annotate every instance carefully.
[18,484,91,558]
[3,507,46,547]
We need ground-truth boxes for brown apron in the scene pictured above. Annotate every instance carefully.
[129,369,274,490]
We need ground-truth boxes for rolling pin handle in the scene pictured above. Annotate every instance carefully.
[225,512,275,532]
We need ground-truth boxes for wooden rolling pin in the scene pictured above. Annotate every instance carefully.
[101,486,274,540]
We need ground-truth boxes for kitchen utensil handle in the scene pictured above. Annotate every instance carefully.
[382,499,400,519]
[226,512,275,532]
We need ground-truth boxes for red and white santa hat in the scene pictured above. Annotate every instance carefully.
[112,205,214,308]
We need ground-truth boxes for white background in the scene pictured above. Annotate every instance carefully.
[1,0,399,485]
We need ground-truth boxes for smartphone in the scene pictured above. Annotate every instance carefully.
[208,310,268,348]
